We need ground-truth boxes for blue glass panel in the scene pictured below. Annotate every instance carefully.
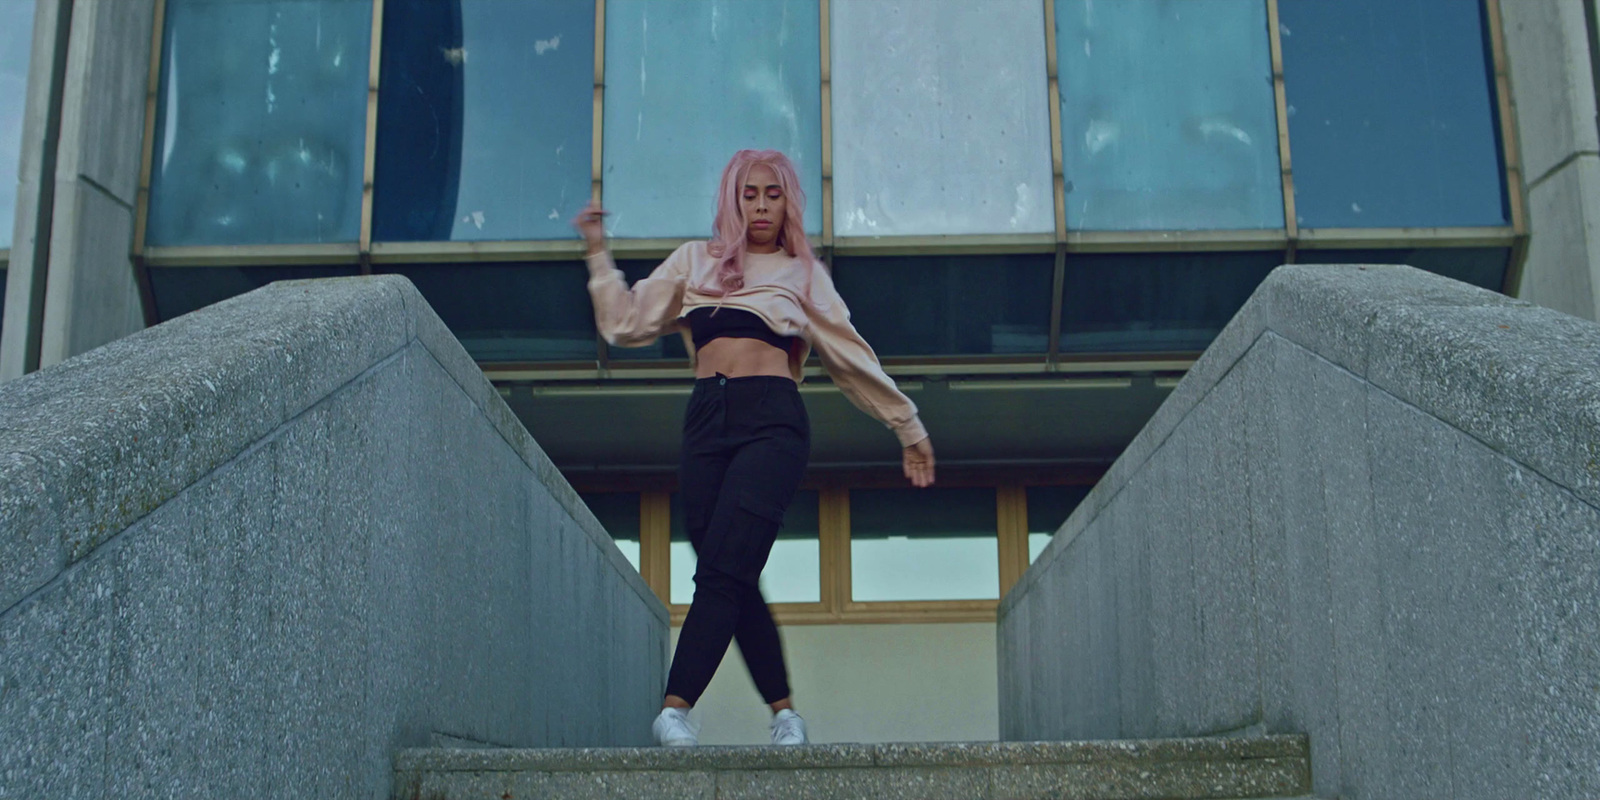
[579,491,641,571]
[148,265,362,322]
[1056,0,1282,231]
[0,0,35,250]
[849,487,997,602]
[372,262,596,362]
[374,0,593,242]
[1280,0,1508,228]
[671,489,821,604]
[1060,251,1282,354]
[1025,484,1090,563]
[1295,247,1509,293]
[147,0,372,246]
[603,0,821,238]
[832,255,1055,357]
[605,258,689,361]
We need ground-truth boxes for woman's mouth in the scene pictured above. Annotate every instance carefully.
[752,220,772,228]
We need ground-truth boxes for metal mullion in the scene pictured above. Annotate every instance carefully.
[1266,0,1297,263]
[832,233,1056,256]
[1063,229,1289,254]
[1295,226,1518,249]
[592,0,606,206]
[131,0,169,327]
[1484,0,1531,295]
[824,487,852,613]
[820,0,833,248]
[359,0,384,266]
[641,490,672,605]
[142,243,363,268]
[369,240,587,264]
[997,485,1028,597]
[1046,246,1065,366]
[1044,0,1066,243]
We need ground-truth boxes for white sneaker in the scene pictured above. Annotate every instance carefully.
[770,709,807,745]
[653,707,699,747]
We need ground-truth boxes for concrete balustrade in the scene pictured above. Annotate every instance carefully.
[0,275,667,799]
[999,264,1600,800]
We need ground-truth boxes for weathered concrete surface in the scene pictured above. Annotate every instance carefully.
[1000,264,1600,800]
[394,735,1310,800]
[0,275,668,799]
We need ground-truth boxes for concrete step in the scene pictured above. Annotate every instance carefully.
[393,734,1310,800]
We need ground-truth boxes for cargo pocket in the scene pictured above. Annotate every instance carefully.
[721,492,788,583]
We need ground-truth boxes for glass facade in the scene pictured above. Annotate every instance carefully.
[373,0,593,242]
[832,255,1055,357]
[850,487,998,602]
[670,489,822,605]
[603,0,821,239]
[147,0,373,246]
[579,491,641,571]
[372,262,596,362]
[1060,251,1282,354]
[1280,0,1507,228]
[830,0,1054,236]
[1056,0,1282,231]
[1026,484,1091,563]
[148,265,362,322]
[0,0,34,251]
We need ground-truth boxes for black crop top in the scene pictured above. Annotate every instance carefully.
[684,306,798,352]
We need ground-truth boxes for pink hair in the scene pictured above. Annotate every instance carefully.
[702,149,816,298]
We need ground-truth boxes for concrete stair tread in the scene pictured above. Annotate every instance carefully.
[394,734,1311,800]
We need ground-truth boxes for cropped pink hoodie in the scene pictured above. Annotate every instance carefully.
[586,241,928,448]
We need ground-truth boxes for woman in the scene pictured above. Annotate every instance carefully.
[573,150,935,747]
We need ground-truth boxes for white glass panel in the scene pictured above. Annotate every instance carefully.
[1056,0,1282,230]
[830,0,1054,236]
[604,0,822,238]
[148,0,372,246]
[1028,533,1051,564]
[848,487,999,602]
[0,0,36,250]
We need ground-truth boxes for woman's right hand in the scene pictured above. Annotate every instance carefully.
[571,203,609,253]
[903,437,936,488]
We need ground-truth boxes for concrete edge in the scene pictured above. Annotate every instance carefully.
[400,283,667,624]
[392,734,1309,773]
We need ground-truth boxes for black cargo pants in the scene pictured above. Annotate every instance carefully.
[664,373,809,706]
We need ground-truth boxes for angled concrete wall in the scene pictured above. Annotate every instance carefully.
[0,275,668,799]
[999,265,1600,800]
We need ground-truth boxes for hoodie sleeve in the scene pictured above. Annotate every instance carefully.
[584,242,692,347]
[803,264,929,448]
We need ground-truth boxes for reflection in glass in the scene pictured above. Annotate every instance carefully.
[605,259,690,362]
[1294,247,1509,294]
[671,489,821,606]
[0,0,35,250]
[374,0,593,242]
[580,492,641,571]
[1279,0,1507,228]
[831,0,1054,236]
[832,255,1054,357]
[604,0,821,238]
[148,265,362,322]
[372,262,596,362]
[850,487,997,602]
[1026,484,1091,563]
[147,0,372,246]
[1059,251,1281,354]
[1055,0,1281,231]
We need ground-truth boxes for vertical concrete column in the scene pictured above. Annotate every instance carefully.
[0,0,71,381]
[34,0,155,368]
[1502,0,1600,321]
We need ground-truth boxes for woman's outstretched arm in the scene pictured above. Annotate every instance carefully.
[573,203,690,347]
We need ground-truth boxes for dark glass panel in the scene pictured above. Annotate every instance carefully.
[1294,247,1510,294]
[373,0,593,242]
[147,0,372,246]
[671,489,821,604]
[148,265,362,323]
[832,255,1055,357]
[1026,484,1092,563]
[1059,251,1282,354]
[373,262,595,363]
[579,491,641,571]
[1279,0,1508,228]
[849,486,997,602]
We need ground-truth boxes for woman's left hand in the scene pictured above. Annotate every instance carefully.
[903,437,936,488]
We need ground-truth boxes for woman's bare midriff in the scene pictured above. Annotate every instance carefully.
[694,337,794,381]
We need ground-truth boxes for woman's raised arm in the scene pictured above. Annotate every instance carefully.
[573,203,691,347]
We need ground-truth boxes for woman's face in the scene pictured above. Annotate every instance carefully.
[740,163,786,251]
